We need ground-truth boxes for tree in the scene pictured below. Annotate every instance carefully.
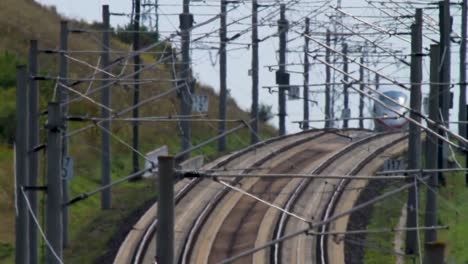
[258,103,274,123]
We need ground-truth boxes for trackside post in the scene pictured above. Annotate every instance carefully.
[157,155,175,263]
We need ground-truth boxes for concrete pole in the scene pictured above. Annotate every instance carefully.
[424,242,445,264]
[101,5,112,209]
[179,0,193,160]
[325,30,332,128]
[342,43,349,128]
[459,0,467,138]
[28,39,39,264]
[375,73,380,91]
[58,21,69,117]
[438,0,451,179]
[460,0,468,186]
[425,44,440,244]
[15,65,29,264]
[46,103,63,264]
[374,73,380,130]
[359,56,365,129]
[58,20,70,248]
[156,156,175,264]
[277,4,289,136]
[405,9,423,256]
[303,18,310,130]
[133,0,141,175]
[218,0,227,151]
[250,0,259,144]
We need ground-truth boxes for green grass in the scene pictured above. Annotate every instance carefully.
[364,153,468,263]
[65,178,157,263]
[0,242,13,262]
[0,145,14,264]
[437,169,468,263]
[363,188,409,263]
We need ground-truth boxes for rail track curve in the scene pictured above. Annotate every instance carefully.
[113,129,408,264]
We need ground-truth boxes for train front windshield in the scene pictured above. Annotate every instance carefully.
[379,91,407,108]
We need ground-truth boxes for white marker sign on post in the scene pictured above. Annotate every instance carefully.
[288,86,300,100]
[192,95,209,113]
[143,145,169,177]
[383,159,407,175]
[341,108,351,119]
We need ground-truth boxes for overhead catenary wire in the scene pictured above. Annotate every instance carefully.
[21,188,64,264]
[216,179,311,223]
[58,83,115,113]
[298,29,412,91]
[366,0,439,43]
[377,167,468,175]
[325,16,411,66]
[310,54,468,151]
[65,84,179,137]
[180,171,409,180]
[65,167,151,206]
[333,6,412,44]
[57,4,251,107]
[66,119,250,206]
[307,225,448,236]
[62,48,173,106]
[68,115,244,123]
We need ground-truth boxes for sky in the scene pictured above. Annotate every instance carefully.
[35,0,465,134]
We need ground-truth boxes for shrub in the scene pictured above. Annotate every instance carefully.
[259,103,274,123]
[0,51,23,89]
[0,87,15,144]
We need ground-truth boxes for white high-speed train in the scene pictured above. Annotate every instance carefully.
[373,88,410,131]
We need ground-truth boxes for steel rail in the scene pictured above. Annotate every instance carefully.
[131,131,315,263]
[218,177,425,264]
[178,130,336,264]
[130,129,342,263]
[317,135,408,264]
[272,131,398,263]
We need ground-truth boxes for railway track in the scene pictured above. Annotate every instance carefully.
[191,131,361,264]
[114,129,409,264]
[317,134,408,264]
[115,128,354,264]
[277,132,408,264]
[324,134,408,264]
[272,131,399,264]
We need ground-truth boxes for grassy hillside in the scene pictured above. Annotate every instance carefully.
[364,154,468,263]
[0,0,276,262]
